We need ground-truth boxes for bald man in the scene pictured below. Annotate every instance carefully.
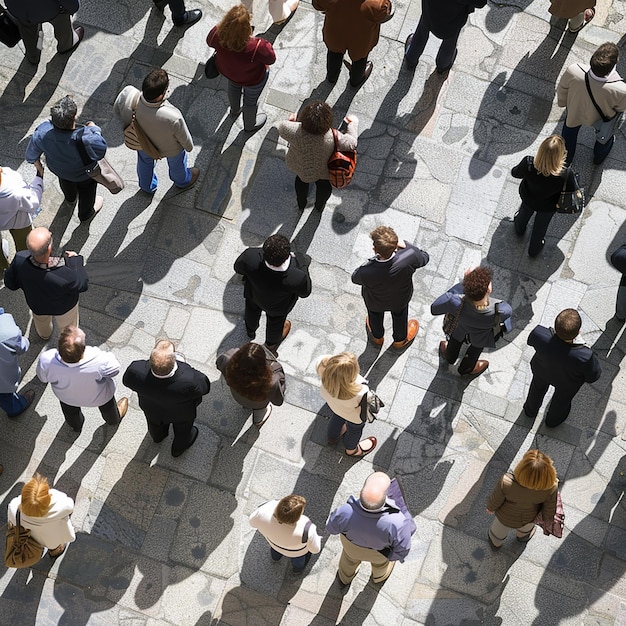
[326,472,416,586]
[4,227,88,340]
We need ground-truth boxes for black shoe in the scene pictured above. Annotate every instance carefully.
[404,34,417,69]
[59,25,84,55]
[172,426,199,457]
[173,9,202,27]
[436,49,457,74]
[347,61,373,88]
[246,326,256,340]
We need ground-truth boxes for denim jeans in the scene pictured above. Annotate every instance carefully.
[270,548,311,572]
[328,414,364,450]
[0,392,28,417]
[137,149,192,192]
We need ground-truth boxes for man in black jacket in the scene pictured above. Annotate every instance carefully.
[610,243,626,321]
[234,234,312,354]
[524,309,602,427]
[352,226,429,349]
[404,0,487,73]
[4,227,88,340]
[123,340,210,457]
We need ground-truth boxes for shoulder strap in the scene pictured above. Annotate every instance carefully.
[74,130,95,167]
[331,128,339,151]
[585,72,609,122]
[131,91,140,113]
[301,520,312,544]
[561,167,573,193]
[250,38,262,62]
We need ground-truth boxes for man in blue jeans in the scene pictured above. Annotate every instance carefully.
[152,0,202,27]
[114,69,200,193]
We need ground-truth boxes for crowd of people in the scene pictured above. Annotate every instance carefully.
[0,0,622,595]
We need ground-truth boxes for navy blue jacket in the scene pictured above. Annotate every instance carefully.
[610,244,626,286]
[422,0,487,40]
[528,325,601,393]
[6,0,79,24]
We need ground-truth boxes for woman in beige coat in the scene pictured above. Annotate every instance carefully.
[549,0,595,32]
[486,450,558,549]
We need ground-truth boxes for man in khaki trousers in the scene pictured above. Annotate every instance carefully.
[326,472,416,586]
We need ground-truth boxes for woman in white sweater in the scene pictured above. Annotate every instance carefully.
[317,352,377,458]
[8,474,75,559]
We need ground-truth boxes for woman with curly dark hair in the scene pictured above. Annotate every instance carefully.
[216,342,285,428]
[431,266,512,377]
[206,4,276,132]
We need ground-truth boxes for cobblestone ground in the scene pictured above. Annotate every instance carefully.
[1,1,626,625]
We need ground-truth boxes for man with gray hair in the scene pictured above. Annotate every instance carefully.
[26,96,107,222]
[326,471,416,587]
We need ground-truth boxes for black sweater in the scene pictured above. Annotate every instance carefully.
[511,156,572,213]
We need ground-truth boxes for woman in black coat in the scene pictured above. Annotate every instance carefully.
[511,134,572,257]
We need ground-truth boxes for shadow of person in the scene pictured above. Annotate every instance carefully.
[469,24,576,180]
[425,412,534,623]
[532,454,626,625]
[484,0,535,34]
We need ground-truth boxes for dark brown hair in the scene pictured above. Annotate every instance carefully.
[590,43,619,77]
[58,326,86,363]
[555,308,581,341]
[274,494,306,524]
[142,69,169,102]
[225,343,273,401]
[298,101,334,135]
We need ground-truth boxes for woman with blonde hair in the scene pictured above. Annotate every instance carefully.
[486,449,558,549]
[316,352,377,458]
[206,5,276,132]
[7,473,75,559]
[511,134,574,257]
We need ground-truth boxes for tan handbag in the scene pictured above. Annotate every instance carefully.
[4,509,43,568]
[123,92,163,160]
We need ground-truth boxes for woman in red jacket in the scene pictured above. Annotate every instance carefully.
[207,5,276,132]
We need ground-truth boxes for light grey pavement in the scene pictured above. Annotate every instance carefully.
[1,0,626,624]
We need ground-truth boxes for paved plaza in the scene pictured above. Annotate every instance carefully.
[1,0,626,624]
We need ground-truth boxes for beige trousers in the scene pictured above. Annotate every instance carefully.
[489,517,535,548]
[338,534,395,584]
[32,303,79,340]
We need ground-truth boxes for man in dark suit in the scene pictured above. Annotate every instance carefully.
[610,243,626,322]
[234,234,312,355]
[123,340,210,457]
[524,309,602,427]
[404,0,487,73]
[4,227,88,340]
[352,226,429,349]
[152,0,202,27]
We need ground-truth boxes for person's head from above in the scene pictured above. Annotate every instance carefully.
[370,226,398,260]
[534,135,566,177]
[218,4,252,52]
[360,471,391,510]
[150,339,177,376]
[514,449,558,490]
[20,473,52,517]
[463,266,492,302]
[298,101,334,135]
[263,234,291,267]
[225,342,273,400]
[26,227,53,260]
[590,42,619,78]
[142,68,169,102]
[274,494,306,524]
[58,325,86,363]
[50,95,77,130]
[554,308,581,342]
[319,352,361,400]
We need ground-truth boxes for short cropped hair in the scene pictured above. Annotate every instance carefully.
[555,308,581,341]
[263,234,291,266]
[590,43,619,77]
[514,450,558,491]
[274,494,306,524]
[150,339,177,376]
[20,473,52,517]
[534,135,566,177]
[463,266,492,301]
[50,96,77,130]
[58,326,86,363]
[299,101,334,135]
[370,226,398,259]
[142,69,169,102]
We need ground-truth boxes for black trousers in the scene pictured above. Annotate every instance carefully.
[326,51,367,85]
[514,204,555,257]
[444,337,483,374]
[295,176,332,210]
[523,376,579,427]
[146,416,196,453]
[58,177,98,221]
[367,305,409,342]
[60,398,121,432]
[244,299,288,346]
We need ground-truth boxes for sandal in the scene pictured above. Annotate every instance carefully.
[345,436,377,458]
[569,7,595,32]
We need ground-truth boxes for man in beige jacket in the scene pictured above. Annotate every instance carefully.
[114,69,199,193]
[557,42,626,165]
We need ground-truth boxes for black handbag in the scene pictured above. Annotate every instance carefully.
[204,52,219,79]
[0,5,20,48]
[556,169,584,215]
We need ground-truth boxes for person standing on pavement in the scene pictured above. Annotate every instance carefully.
[123,340,211,457]
[523,308,601,427]
[249,494,322,573]
[26,96,106,222]
[113,69,199,193]
[206,5,276,132]
[152,0,202,27]
[487,450,558,549]
[549,0,595,33]
[3,227,89,340]
[404,0,487,73]
[36,326,128,433]
[511,135,573,258]
[326,472,415,587]
[0,162,44,273]
[313,0,392,88]
[431,266,512,377]
[6,0,84,65]
[352,226,429,350]
[557,42,626,165]
[234,234,311,355]
[278,101,358,211]
[0,308,35,418]
[610,242,626,322]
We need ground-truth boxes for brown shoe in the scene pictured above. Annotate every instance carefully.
[117,397,129,420]
[392,319,419,349]
[49,544,67,559]
[281,320,291,340]
[464,360,489,376]
[180,167,200,190]
[366,317,384,346]
[439,340,448,360]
